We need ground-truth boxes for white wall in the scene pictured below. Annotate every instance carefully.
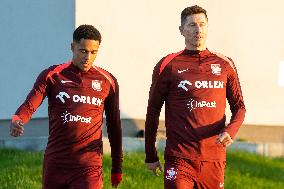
[0,0,75,119]
[76,0,284,126]
[1,0,283,126]
[75,0,188,120]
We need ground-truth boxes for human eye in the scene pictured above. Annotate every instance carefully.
[199,22,207,27]
[91,50,98,55]
[80,49,87,53]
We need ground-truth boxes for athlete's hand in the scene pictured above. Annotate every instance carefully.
[146,161,163,176]
[111,173,122,188]
[216,132,233,147]
[10,120,24,137]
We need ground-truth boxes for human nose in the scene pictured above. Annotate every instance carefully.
[85,52,92,60]
[196,25,202,33]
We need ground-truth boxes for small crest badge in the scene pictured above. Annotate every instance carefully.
[165,167,178,181]
[92,80,102,91]
[211,64,221,75]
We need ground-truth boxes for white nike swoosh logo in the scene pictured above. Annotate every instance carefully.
[61,80,73,84]
[219,183,224,187]
[177,68,189,74]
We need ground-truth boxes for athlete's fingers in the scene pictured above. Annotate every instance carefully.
[11,126,24,133]
[146,161,160,170]
[220,137,233,147]
[10,127,24,135]
[152,168,159,176]
[11,130,22,137]
[216,133,225,143]
[216,132,231,144]
[11,120,24,128]
[146,161,163,176]
[17,121,24,127]
[222,139,233,147]
[158,162,164,173]
[220,137,230,144]
[152,165,160,176]
[11,129,23,137]
[11,122,24,130]
[223,139,233,147]
[10,131,16,137]
[148,165,157,176]
[153,162,163,176]
[10,121,24,137]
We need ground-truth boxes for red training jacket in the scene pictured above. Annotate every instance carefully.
[145,49,246,163]
[13,61,122,173]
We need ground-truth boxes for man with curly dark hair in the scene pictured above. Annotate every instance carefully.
[145,5,246,189]
[10,24,123,189]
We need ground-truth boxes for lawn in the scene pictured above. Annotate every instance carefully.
[0,148,283,189]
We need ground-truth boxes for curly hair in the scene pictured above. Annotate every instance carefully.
[73,24,102,44]
[181,5,208,26]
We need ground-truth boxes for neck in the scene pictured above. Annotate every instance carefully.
[185,45,206,51]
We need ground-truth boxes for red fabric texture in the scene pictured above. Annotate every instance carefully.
[12,115,22,123]
[145,49,246,163]
[111,173,122,187]
[14,62,122,172]
[164,157,226,189]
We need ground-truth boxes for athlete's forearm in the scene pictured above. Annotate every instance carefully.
[105,80,123,174]
[14,69,49,123]
[225,108,246,138]
[145,107,160,163]
[14,100,36,124]
[145,59,170,163]
[225,60,246,138]
[108,124,122,173]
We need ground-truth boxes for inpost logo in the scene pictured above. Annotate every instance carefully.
[187,98,216,111]
[61,111,92,124]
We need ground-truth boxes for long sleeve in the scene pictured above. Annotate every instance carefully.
[224,59,246,138]
[145,58,170,163]
[104,77,123,174]
[14,69,49,124]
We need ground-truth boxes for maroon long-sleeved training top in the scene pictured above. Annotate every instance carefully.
[14,61,122,173]
[145,49,246,163]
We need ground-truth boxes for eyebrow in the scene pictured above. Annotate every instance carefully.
[79,48,98,52]
[189,21,207,24]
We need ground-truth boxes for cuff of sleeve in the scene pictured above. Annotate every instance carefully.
[111,173,122,186]
[145,156,159,163]
[224,127,236,139]
[12,115,22,123]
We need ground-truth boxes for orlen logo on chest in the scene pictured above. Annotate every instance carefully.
[195,81,224,89]
[178,80,224,91]
[56,92,103,106]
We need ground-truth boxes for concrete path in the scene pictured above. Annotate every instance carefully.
[1,137,283,157]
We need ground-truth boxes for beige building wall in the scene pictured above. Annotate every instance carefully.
[80,1,283,126]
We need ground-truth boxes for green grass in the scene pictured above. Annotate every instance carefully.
[225,151,284,189]
[0,148,283,189]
